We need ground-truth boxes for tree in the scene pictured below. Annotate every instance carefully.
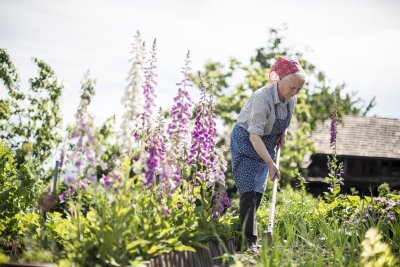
[191,26,375,188]
[0,48,63,179]
[0,49,64,239]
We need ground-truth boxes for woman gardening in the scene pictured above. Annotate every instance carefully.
[230,57,306,252]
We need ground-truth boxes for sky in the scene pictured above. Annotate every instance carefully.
[1,0,400,132]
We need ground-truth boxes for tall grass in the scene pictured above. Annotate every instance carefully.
[255,186,399,266]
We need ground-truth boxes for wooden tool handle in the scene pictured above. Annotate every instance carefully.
[266,144,281,246]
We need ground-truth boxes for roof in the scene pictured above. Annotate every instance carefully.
[294,115,400,159]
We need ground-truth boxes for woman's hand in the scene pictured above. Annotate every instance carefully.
[277,132,286,146]
[268,162,280,180]
[249,133,281,180]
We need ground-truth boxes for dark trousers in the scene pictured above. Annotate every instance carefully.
[239,191,263,244]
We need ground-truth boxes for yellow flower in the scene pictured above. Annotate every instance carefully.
[361,228,398,267]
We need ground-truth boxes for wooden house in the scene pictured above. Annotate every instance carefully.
[302,115,400,195]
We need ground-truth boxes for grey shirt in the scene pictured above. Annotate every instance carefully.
[236,82,297,136]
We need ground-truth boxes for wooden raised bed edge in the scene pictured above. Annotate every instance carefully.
[2,263,56,267]
[2,239,236,267]
[143,238,236,267]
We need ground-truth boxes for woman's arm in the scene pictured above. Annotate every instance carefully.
[249,133,281,180]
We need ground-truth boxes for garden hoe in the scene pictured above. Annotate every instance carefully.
[264,143,281,248]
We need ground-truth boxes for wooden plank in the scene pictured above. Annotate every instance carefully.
[160,254,166,267]
[4,263,56,267]
[143,239,239,267]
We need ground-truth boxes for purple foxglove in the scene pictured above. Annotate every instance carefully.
[80,181,88,191]
[87,175,97,183]
[166,51,194,161]
[330,112,336,146]
[164,207,171,217]
[65,176,76,186]
[101,174,112,188]
[58,192,66,202]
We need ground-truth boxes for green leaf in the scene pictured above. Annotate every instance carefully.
[157,228,171,239]
[126,240,150,251]
[364,196,372,203]
[147,244,164,255]
[387,194,400,200]
[165,237,179,245]
[394,207,400,215]
[347,195,360,202]
[117,207,131,217]
[174,244,196,252]
[333,185,341,195]
[329,201,339,210]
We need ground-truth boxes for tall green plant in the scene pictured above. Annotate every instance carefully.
[324,91,344,204]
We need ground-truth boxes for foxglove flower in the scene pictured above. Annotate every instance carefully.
[65,176,76,186]
[207,146,228,188]
[204,89,217,168]
[387,211,395,221]
[101,174,112,188]
[68,187,75,196]
[87,152,95,164]
[77,136,83,148]
[113,170,122,181]
[61,73,108,193]
[79,181,88,191]
[141,39,158,135]
[167,51,193,160]
[87,175,97,183]
[144,109,166,187]
[188,76,218,172]
[145,146,159,186]
[211,189,232,221]
[330,112,336,146]
[58,192,66,203]
[158,157,181,193]
[71,129,78,138]
[197,172,206,181]
[164,207,171,217]
[187,87,209,166]
[211,207,219,221]
[119,31,145,152]
[59,149,65,169]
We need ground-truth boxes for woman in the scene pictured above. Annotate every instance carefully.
[230,57,306,252]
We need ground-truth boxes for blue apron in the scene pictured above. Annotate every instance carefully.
[230,102,292,193]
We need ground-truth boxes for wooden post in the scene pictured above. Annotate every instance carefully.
[52,160,60,196]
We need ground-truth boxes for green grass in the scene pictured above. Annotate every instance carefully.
[232,185,400,266]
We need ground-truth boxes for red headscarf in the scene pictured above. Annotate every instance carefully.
[269,57,304,82]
